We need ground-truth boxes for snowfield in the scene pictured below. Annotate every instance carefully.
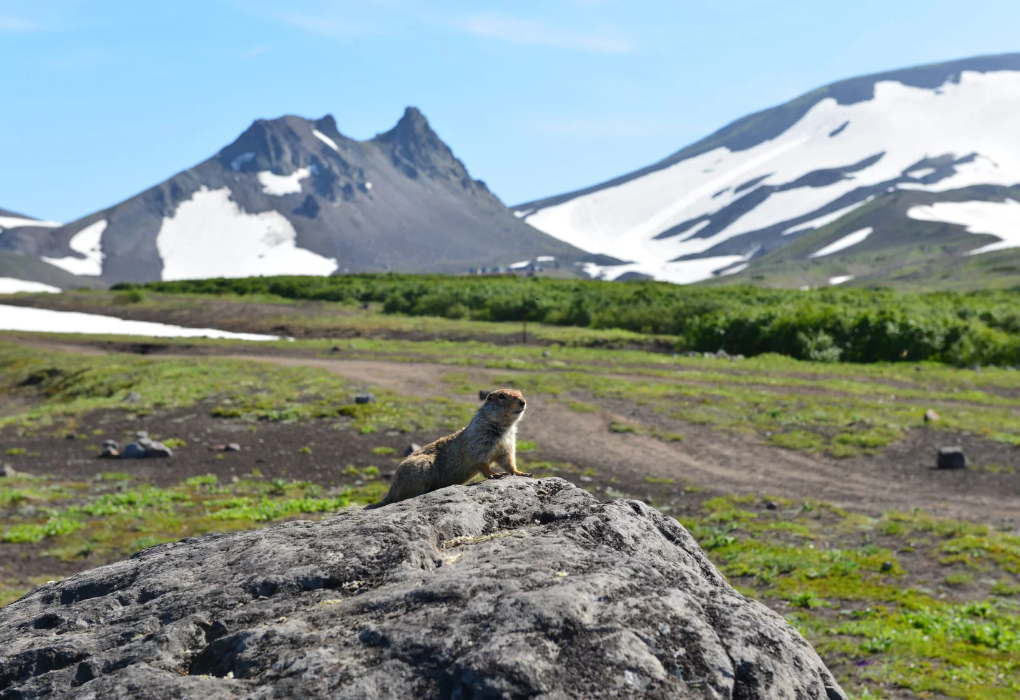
[907,199,1020,255]
[0,278,60,294]
[42,220,108,276]
[313,129,340,152]
[0,304,276,340]
[521,69,1020,283]
[156,187,338,280]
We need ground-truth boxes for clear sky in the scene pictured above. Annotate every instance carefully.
[2,1,1019,222]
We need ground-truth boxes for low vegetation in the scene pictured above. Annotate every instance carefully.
[116,274,1020,366]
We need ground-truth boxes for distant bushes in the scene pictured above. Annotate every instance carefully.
[117,275,1020,366]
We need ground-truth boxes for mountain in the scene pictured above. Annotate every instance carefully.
[0,108,588,284]
[0,209,106,292]
[515,53,1020,289]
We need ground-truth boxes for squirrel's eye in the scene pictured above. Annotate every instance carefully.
[498,394,505,401]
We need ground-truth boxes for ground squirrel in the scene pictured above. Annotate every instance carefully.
[366,388,531,508]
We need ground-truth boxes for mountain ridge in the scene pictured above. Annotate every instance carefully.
[515,52,1020,289]
[1,107,589,286]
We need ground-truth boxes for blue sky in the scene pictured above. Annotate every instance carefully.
[2,1,1020,222]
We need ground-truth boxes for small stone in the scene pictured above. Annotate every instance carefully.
[0,464,16,477]
[732,354,745,361]
[65,433,76,440]
[542,351,552,357]
[144,442,173,459]
[103,439,120,450]
[403,443,422,457]
[354,394,374,405]
[478,390,492,401]
[211,444,226,451]
[714,349,731,359]
[136,431,149,439]
[330,346,341,353]
[120,442,147,459]
[765,500,779,511]
[579,475,593,482]
[923,409,940,423]
[122,391,142,404]
[937,446,967,470]
[100,447,120,459]
[225,443,241,452]
[880,562,893,573]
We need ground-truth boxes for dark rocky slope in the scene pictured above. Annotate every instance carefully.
[0,477,845,699]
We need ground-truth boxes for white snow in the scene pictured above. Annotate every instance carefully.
[0,216,61,230]
[256,168,311,196]
[719,262,749,276]
[828,275,855,285]
[783,198,874,235]
[312,129,340,152]
[583,255,747,285]
[0,304,275,340]
[809,227,874,258]
[156,186,338,280]
[907,199,1020,255]
[907,167,937,179]
[0,278,60,294]
[230,152,256,171]
[364,182,372,190]
[523,69,1020,283]
[41,220,108,276]
[509,260,532,270]
[536,255,555,262]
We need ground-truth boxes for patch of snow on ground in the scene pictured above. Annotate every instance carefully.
[536,255,555,262]
[231,152,256,171]
[156,186,338,280]
[41,220,108,276]
[257,168,311,196]
[0,216,62,229]
[809,227,874,258]
[828,275,854,285]
[907,199,1020,255]
[0,278,60,294]
[0,304,275,340]
[509,260,531,270]
[524,70,1020,273]
[907,167,937,179]
[312,129,340,152]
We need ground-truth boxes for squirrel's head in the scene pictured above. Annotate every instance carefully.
[482,388,526,425]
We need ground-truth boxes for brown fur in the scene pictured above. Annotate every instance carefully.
[366,389,529,508]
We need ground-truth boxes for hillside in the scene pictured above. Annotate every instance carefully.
[0,108,589,284]
[515,53,1020,288]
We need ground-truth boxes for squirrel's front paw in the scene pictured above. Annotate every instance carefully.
[516,471,534,478]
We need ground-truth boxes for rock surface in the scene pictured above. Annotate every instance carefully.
[0,477,846,700]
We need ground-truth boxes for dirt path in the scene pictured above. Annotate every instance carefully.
[212,353,1019,525]
[6,337,1018,524]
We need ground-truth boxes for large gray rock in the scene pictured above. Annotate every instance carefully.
[0,478,845,700]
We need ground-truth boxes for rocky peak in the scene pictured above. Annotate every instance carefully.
[373,106,467,181]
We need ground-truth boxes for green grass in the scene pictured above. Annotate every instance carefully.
[0,471,388,604]
[108,273,1020,366]
[0,341,473,433]
[678,496,1020,699]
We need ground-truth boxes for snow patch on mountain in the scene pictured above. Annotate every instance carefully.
[829,275,855,286]
[583,255,747,284]
[0,278,60,294]
[810,227,874,258]
[312,129,340,152]
[256,168,311,196]
[230,152,256,171]
[42,220,107,276]
[0,216,61,230]
[907,199,1020,255]
[783,199,873,235]
[156,186,338,280]
[522,69,1020,284]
